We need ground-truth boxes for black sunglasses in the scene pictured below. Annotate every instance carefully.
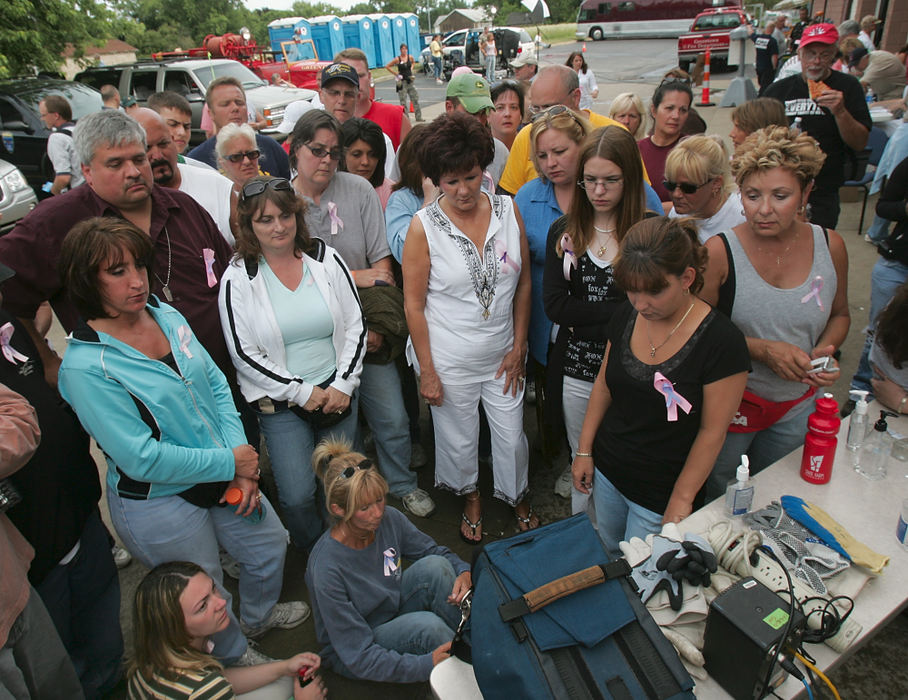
[663,179,709,195]
[240,177,293,200]
[340,458,374,479]
[304,143,344,161]
[659,77,692,88]
[224,149,261,164]
[530,104,570,120]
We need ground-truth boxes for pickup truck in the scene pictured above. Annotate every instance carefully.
[677,7,749,73]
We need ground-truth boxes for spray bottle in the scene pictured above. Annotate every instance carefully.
[725,455,754,516]
[846,390,870,451]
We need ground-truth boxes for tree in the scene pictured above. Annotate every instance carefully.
[0,0,112,77]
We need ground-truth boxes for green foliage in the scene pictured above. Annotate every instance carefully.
[290,1,342,18]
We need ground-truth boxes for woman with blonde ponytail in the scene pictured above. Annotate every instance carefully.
[304,439,471,684]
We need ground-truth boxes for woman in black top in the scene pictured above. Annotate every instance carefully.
[386,44,422,122]
[572,217,749,556]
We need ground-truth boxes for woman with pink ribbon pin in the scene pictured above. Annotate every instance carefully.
[572,216,749,556]
[701,126,850,499]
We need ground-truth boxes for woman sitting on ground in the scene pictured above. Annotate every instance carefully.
[305,439,470,683]
[129,561,325,699]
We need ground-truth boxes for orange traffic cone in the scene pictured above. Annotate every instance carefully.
[582,42,587,53]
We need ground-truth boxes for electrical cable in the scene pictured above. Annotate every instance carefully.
[759,545,796,699]
[795,652,842,700]
[801,677,815,700]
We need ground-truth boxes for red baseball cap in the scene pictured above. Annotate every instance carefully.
[799,23,839,49]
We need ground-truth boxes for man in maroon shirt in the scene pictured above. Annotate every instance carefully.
[0,109,234,385]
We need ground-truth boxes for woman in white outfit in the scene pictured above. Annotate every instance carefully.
[567,51,599,111]
[402,112,535,544]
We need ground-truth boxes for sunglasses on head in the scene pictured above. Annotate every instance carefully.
[340,458,374,479]
[659,77,692,88]
[224,149,261,164]
[240,177,293,200]
[304,143,344,160]
[530,104,570,120]
[663,179,708,195]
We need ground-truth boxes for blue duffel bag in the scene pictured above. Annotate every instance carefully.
[465,514,695,699]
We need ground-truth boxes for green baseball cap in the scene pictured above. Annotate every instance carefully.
[446,73,494,114]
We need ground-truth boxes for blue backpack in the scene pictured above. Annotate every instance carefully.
[464,514,696,699]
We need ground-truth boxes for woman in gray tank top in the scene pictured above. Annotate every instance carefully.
[701,126,851,498]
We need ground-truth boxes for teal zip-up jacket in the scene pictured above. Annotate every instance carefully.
[59,297,244,500]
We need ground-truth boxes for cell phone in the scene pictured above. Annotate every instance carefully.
[298,667,312,687]
[807,356,839,374]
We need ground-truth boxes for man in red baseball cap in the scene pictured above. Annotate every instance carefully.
[764,23,871,229]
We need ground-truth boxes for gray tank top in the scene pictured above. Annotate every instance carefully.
[726,224,836,401]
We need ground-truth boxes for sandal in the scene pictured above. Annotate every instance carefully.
[460,493,483,545]
[514,505,540,532]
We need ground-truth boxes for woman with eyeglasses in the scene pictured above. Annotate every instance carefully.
[305,439,470,683]
[58,216,304,664]
[664,135,744,242]
[216,123,261,192]
[567,51,599,111]
[543,125,645,514]
[129,561,326,699]
[572,216,749,556]
[701,126,850,498]
[607,92,646,140]
[339,117,393,209]
[218,175,365,553]
[403,112,534,544]
[638,79,694,203]
[289,110,437,521]
[489,80,525,150]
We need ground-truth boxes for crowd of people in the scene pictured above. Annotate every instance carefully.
[2,18,907,698]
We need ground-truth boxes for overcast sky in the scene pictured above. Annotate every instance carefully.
[242,0,363,12]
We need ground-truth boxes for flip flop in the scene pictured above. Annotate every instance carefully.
[515,506,540,532]
[460,512,483,545]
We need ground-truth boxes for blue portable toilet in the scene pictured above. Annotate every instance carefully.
[368,14,394,66]
[402,13,421,54]
[309,15,345,61]
[268,17,310,55]
[341,15,378,68]
[390,14,409,54]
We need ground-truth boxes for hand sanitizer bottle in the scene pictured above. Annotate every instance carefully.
[846,390,870,452]
[725,455,754,517]
[856,411,896,480]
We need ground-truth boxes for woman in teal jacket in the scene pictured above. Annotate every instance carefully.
[58,217,305,664]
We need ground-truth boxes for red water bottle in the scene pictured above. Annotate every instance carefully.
[800,393,840,484]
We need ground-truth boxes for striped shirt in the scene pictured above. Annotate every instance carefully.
[127,668,235,699]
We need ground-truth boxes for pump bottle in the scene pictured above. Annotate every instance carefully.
[846,390,870,451]
[856,411,896,481]
[725,455,754,516]
[800,393,840,484]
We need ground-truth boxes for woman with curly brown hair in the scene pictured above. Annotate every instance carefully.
[701,126,850,498]
[572,216,749,556]
[402,112,534,543]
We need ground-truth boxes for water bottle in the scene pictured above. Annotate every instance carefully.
[792,116,803,135]
[856,411,896,481]
[800,393,840,484]
[897,499,908,550]
[225,487,265,524]
[865,86,875,104]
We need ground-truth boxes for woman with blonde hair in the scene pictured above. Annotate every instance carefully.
[129,561,325,699]
[608,93,645,139]
[665,134,744,242]
[702,126,850,497]
[304,439,471,683]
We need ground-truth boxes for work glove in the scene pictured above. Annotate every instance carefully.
[629,535,684,610]
[661,533,718,588]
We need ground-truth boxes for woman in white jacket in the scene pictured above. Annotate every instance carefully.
[219,176,365,552]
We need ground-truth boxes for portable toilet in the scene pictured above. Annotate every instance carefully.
[402,13,421,54]
[368,14,394,66]
[268,17,309,54]
[341,15,378,68]
[390,14,408,54]
[309,15,345,61]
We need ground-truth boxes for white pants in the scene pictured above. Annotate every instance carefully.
[431,374,529,505]
[563,375,596,522]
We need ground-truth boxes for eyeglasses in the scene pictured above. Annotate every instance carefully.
[530,104,570,120]
[340,458,374,479]
[240,177,293,200]
[224,149,261,164]
[578,175,624,191]
[304,143,344,161]
[663,179,709,195]
[659,76,692,88]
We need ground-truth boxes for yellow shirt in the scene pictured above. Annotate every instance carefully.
[498,110,650,195]
[430,40,443,58]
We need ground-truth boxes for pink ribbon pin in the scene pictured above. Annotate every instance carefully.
[653,371,692,422]
[800,275,824,310]
[560,232,577,281]
[202,248,217,288]
[494,239,520,273]
[178,325,194,359]
[327,201,344,236]
[0,323,29,364]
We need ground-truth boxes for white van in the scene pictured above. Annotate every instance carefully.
[576,0,736,41]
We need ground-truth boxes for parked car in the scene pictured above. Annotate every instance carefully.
[677,6,750,72]
[0,78,103,195]
[0,159,37,235]
[75,58,316,146]
[420,27,535,75]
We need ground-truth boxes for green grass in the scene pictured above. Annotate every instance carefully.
[532,23,580,45]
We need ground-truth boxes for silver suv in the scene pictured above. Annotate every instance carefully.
[0,160,37,235]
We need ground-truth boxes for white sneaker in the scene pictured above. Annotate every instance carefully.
[220,549,241,579]
[554,465,573,499]
[241,601,310,640]
[233,641,275,666]
[402,488,436,518]
[112,544,132,569]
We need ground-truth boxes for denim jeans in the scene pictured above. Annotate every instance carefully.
[562,375,594,519]
[485,55,496,82]
[107,490,289,663]
[592,470,663,559]
[258,396,359,552]
[36,510,122,699]
[432,55,442,79]
[359,362,416,498]
[331,555,459,680]
[850,256,908,393]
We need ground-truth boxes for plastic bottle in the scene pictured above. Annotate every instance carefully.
[792,116,803,134]
[856,411,896,481]
[725,455,754,516]
[846,390,870,452]
[225,487,265,523]
[865,86,875,104]
[897,499,908,550]
[800,393,840,484]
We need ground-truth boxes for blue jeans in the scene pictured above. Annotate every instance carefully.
[592,471,663,559]
[865,214,892,243]
[850,256,908,393]
[107,490,289,663]
[331,555,459,680]
[35,511,122,699]
[432,55,442,79]
[258,396,359,552]
[485,55,496,81]
[359,362,416,498]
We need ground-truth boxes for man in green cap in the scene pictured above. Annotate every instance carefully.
[444,71,508,186]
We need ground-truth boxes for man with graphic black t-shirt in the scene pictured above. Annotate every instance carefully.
[764,23,871,229]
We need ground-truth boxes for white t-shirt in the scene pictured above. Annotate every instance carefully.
[47,127,85,189]
[177,162,235,245]
[578,69,599,111]
[669,190,745,243]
